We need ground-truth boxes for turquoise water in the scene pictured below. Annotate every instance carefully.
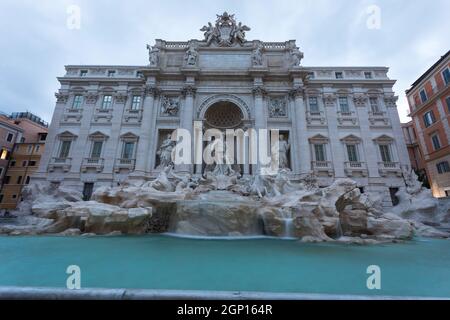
[0,235,449,297]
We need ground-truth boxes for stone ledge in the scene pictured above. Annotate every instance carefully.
[0,287,447,300]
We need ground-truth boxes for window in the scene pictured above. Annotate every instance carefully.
[35,145,40,153]
[338,97,350,113]
[59,141,71,158]
[309,97,319,113]
[22,161,27,167]
[17,176,22,184]
[369,97,380,113]
[131,96,142,110]
[419,89,428,103]
[0,149,8,160]
[335,72,343,79]
[102,95,113,109]
[39,133,47,141]
[4,176,11,184]
[25,176,31,184]
[0,195,3,203]
[443,68,450,85]
[12,194,17,199]
[437,161,450,174]
[446,96,450,112]
[136,71,143,78]
[379,145,392,162]
[346,144,359,162]
[91,141,103,158]
[6,133,14,142]
[314,144,326,162]
[0,167,3,176]
[20,137,25,143]
[108,70,116,77]
[72,95,84,109]
[80,70,88,77]
[122,142,135,159]
[27,145,33,154]
[10,160,15,167]
[307,72,315,79]
[28,161,36,167]
[423,111,436,127]
[364,72,372,79]
[431,134,441,150]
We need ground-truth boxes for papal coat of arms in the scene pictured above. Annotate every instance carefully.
[200,12,250,47]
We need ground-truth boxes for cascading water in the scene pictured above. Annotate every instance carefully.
[281,209,295,239]
[335,218,344,239]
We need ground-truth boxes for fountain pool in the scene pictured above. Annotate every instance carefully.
[0,235,449,298]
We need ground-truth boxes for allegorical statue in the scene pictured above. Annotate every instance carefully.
[147,45,160,67]
[200,22,218,46]
[290,48,304,67]
[184,43,199,66]
[156,133,175,169]
[233,22,251,44]
[278,135,291,169]
[252,43,263,66]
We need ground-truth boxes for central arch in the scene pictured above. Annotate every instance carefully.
[204,101,243,129]
[197,94,251,121]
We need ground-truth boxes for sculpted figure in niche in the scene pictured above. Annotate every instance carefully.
[156,134,175,169]
[184,43,199,66]
[252,43,263,66]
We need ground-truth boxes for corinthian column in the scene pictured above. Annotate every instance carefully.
[178,85,197,173]
[252,85,267,174]
[290,87,311,174]
[133,85,159,177]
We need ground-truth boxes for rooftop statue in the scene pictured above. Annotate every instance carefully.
[200,12,250,47]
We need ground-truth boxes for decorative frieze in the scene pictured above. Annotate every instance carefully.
[160,96,180,116]
[85,93,99,105]
[268,97,287,117]
[145,86,161,97]
[252,86,267,97]
[55,93,69,104]
[353,94,368,107]
[182,85,197,97]
[384,96,398,108]
[323,93,337,106]
[114,93,128,104]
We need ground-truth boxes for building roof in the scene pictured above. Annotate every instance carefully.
[406,50,450,94]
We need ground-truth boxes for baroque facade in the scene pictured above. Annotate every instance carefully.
[35,13,410,206]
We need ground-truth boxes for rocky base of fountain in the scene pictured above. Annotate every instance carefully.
[1,169,449,243]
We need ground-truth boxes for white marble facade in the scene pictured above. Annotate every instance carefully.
[34,13,410,206]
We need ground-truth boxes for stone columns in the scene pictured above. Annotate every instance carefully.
[177,85,197,174]
[252,85,267,174]
[133,85,159,176]
[290,87,311,174]
[324,93,345,178]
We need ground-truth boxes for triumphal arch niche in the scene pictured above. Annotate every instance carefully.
[150,12,300,177]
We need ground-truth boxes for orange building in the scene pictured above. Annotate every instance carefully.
[0,112,48,209]
[406,50,450,197]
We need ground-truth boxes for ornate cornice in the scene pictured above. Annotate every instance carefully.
[182,85,197,97]
[353,94,368,107]
[384,96,398,108]
[252,86,267,97]
[145,85,161,98]
[85,93,99,105]
[288,87,304,99]
[323,93,337,106]
[114,93,128,104]
[55,92,69,104]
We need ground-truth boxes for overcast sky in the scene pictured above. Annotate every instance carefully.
[0,0,449,123]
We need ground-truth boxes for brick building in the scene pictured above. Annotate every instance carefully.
[406,50,450,197]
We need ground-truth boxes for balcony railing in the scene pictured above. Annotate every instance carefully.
[346,161,364,168]
[312,160,331,168]
[81,158,105,172]
[48,157,72,172]
[114,158,136,172]
[378,161,399,169]
[378,161,402,177]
